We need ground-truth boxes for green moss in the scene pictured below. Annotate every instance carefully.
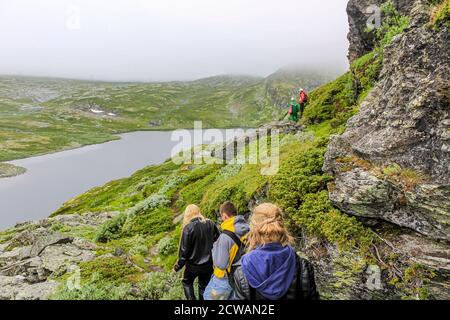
[122,207,173,237]
[303,73,356,126]
[201,165,268,219]
[269,143,332,215]
[391,264,436,300]
[430,0,450,27]
[78,257,142,285]
[382,163,425,190]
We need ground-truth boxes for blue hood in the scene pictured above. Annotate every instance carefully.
[241,243,297,300]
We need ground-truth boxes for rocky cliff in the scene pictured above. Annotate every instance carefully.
[326,0,450,240]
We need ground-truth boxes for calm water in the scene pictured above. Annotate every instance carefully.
[0,130,236,230]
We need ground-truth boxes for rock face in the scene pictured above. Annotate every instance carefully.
[0,213,115,300]
[325,1,450,240]
[347,0,418,61]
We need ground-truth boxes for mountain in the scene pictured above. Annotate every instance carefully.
[0,70,331,164]
[0,0,448,300]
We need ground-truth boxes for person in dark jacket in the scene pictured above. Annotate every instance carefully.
[174,204,220,300]
[232,203,319,300]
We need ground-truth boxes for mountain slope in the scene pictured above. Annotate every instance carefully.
[0,70,331,163]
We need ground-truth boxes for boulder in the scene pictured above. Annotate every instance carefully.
[0,275,58,300]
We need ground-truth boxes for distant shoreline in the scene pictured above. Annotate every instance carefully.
[0,126,255,179]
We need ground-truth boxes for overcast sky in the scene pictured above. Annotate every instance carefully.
[0,0,350,82]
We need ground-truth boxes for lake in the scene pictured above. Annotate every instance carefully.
[0,129,241,230]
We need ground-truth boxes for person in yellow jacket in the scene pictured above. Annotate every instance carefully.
[204,201,249,300]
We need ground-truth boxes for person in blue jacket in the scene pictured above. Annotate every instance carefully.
[232,203,319,300]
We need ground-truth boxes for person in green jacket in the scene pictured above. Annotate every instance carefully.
[288,97,300,122]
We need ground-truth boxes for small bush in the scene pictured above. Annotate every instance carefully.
[126,193,170,216]
[156,237,178,256]
[78,257,140,284]
[129,235,150,256]
[269,145,332,215]
[122,207,173,237]
[140,272,184,300]
[94,213,127,243]
[50,282,132,300]
[293,191,373,250]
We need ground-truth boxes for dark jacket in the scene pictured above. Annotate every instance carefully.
[233,253,320,300]
[174,218,220,272]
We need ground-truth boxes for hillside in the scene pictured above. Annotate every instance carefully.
[0,0,448,300]
[0,70,330,164]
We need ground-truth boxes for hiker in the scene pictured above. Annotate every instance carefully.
[288,97,300,122]
[204,201,249,300]
[298,88,308,119]
[174,204,220,300]
[233,203,319,300]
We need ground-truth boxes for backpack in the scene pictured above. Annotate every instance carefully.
[222,230,246,288]
[300,92,308,103]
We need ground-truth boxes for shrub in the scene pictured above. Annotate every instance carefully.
[78,257,140,284]
[122,207,173,237]
[269,146,332,215]
[140,272,184,300]
[201,165,268,219]
[293,191,373,250]
[50,282,132,300]
[126,193,170,216]
[94,213,127,243]
[176,171,219,209]
[129,235,150,256]
[156,236,178,256]
[303,73,356,125]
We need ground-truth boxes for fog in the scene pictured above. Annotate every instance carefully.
[0,0,350,82]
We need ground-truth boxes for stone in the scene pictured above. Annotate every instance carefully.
[0,275,58,300]
[113,247,126,257]
[29,232,73,257]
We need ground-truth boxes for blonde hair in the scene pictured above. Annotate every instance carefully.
[183,204,206,227]
[247,203,294,251]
